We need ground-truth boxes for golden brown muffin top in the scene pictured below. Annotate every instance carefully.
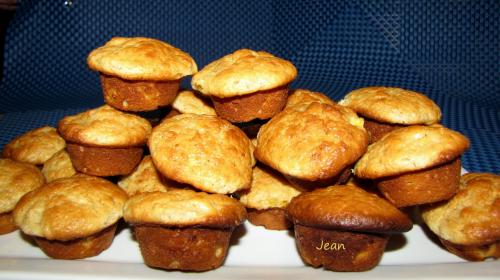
[41,149,77,183]
[239,165,302,210]
[0,159,45,214]
[422,173,500,246]
[123,189,247,228]
[354,125,470,179]
[339,87,441,125]
[255,102,368,181]
[287,184,412,232]
[285,89,335,109]
[118,156,170,196]
[149,114,254,194]
[87,37,197,81]
[191,49,297,98]
[171,90,216,116]
[58,105,152,147]
[13,176,127,241]
[2,126,66,165]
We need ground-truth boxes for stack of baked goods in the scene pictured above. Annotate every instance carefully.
[1,36,498,273]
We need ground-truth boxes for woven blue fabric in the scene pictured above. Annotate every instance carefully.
[0,0,499,173]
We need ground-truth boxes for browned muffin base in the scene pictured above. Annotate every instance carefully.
[439,238,500,262]
[286,167,352,190]
[247,208,292,230]
[377,158,461,208]
[67,143,143,177]
[100,74,180,112]
[363,119,404,144]
[34,224,117,259]
[294,224,388,272]
[0,212,17,235]
[134,225,233,271]
[211,86,289,123]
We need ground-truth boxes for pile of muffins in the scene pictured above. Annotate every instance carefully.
[0,37,498,272]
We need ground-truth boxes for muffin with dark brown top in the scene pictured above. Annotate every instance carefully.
[421,173,500,261]
[123,189,246,271]
[339,87,441,143]
[88,37,197,112]
[58,105,152,177]
[287,184,412,271]
[192,49,297,123]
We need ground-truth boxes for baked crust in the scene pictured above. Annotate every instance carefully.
[41,150,77,182]
[285,89,335,108]
[354,125,469,179]
[192,49,297,97]
[123,190,246,228]
[287,185,412,233]
[149,114,253,194]
[255,102,368,181]
[172,90,216,116]
[58,105,152,147]
[421,173,500,246]
[239,165,302,210]
[118,156,170,196]
[339,87,441,125]
[87,37,197,81]
[247,208,293,230]
[2,126,66,165]
[0,159,45,214]
[13,176,127,241]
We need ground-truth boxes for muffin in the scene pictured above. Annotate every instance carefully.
[13,175,127,259]
[191,49,297,123]
[41,149,77,182]
[239,165,302,230]
[287,184,412,271]
[58,105,152,176]
[2,126,66,165]
[149,114,254,194]
[339,87,441,143]
[421,173,500,261]
[171,90,216,116]
[0,159,45,234]
[285,89,335,109]
[354,125,470,207]
[123,189,246,271]
[255,100,368,189]
[88,37,197,111]
[118,155,183,196]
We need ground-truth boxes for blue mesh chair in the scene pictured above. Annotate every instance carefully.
[1,0,498,173]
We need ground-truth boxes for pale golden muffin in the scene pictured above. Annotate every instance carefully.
[192,49,297,122]
[0,159,45,235]
[41,150,77,182]
[2,126,66,165]
[354,125,470,208]
[13,175,127,259]
[255,101,368,189]
[339,87,442,143]
[287,184,412,272]
[285,89,335,109]
[124,189,246,271]
[171,90,216,116]
[421,173,500,261]
[239,165,302,230]
[118,155,185,196]
[58,105,152,176]
[149,114,254,194]
[88,37,198,111]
